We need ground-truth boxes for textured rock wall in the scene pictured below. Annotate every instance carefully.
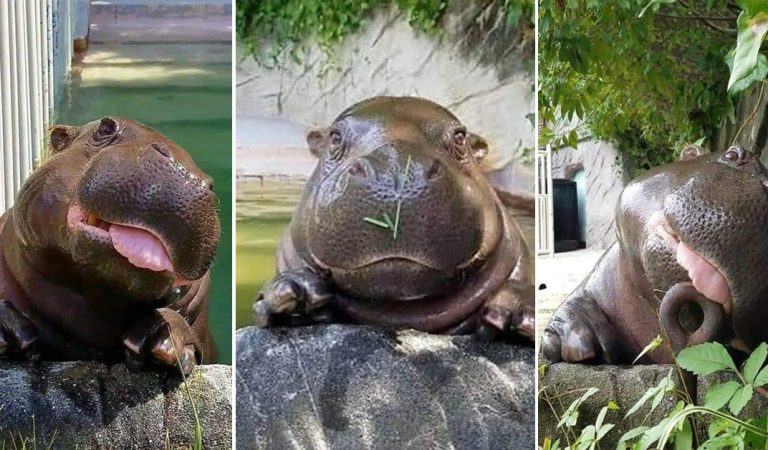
[551,141,624,249]
[0,362,231,449]
[539,364,683,448]
[235,0,535,191]
[236,325,534,450]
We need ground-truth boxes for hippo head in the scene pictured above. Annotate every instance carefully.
[651,145,768,350]
[14,117,220,301]
[292,96,503,301]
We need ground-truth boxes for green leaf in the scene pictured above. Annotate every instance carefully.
[728,10,768,92]
[638,0,676,18]
[704,380,741,411]
[728,384,754,416]
[362,217,391,229]
[617,426,649,449]
[633,335,663,364]
[607,400,620,411]
[382,212,395,229]
[745,414,768,448]
[677,342,737,376]
[754,364,768,387]
[557,387,598,429]
[725,49,768,96]
[673,419,693,450]
[626,369,674,418]
[743,342,768,383]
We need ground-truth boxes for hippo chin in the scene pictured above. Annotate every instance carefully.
[253,96,534,340]
[0,117,220,374]
[542,145,768,364]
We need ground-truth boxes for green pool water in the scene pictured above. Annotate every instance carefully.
[234,177,535,329]
[57,42,233,363]
[235,179,302,328]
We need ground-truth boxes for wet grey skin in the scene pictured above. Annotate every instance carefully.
[254,96,534,340]
[542,144,768,364]
[0,117,220,375]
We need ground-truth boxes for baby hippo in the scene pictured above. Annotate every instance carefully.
[0,117,220,374]
[254,96,534,340]
[543,145,768,364]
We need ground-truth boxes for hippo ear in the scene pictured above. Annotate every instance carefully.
[680,144,708,161]
[469,133,489,160]
[306,128,329,159]
[48,125,80,153]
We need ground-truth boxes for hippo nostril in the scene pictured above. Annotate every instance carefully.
[151,143,171,158]
[426,160,442,181]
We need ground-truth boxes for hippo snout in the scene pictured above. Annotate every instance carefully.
[76,141,220,282]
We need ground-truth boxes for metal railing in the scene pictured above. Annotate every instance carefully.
[536,144,554,257]
[0,0,73,212]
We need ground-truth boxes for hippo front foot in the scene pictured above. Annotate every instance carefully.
[123,308,201,376]
[0,299,38,360]
[477,280,535,342]
[542,296,623,363]
[253,267,332,327]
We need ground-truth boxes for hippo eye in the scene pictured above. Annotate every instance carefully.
[329,130,345,160]
[453,129,467,147]
[449,128,469,161]
[724,148,740,162]
[91,117,121,147]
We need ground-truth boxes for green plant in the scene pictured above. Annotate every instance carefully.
[170,327,203,450]
[363,155,412,239]
[0,415,58,450]
[540,341,768,449]
[539,0,768,177]
[236,0,533,68]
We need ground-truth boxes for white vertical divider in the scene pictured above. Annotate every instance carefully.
[0,0,72,212]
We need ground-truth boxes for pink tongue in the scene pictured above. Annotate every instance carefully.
[676,241,731,312]
[109,224,173,272]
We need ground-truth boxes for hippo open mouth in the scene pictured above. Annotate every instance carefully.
[67,203,188,284]
[650,211,732,313]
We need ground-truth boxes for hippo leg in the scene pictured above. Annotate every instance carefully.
[252,267,332,327]
[477,280,534,342]
[0,299,38,360]
[123,308,201,375]
[542,296,624,363]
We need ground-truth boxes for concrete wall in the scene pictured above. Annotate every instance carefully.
[236,0,535,191]
[551,140,625,249]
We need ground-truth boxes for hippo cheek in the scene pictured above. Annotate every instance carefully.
[75,144,220,287]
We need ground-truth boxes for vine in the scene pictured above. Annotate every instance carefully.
[236,0,534,68]
[538,1,766,177]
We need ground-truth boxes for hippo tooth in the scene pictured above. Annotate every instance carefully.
[87,213,98,226]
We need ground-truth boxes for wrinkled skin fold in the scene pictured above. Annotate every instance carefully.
[253,96,534,340]
[542,145,768,364]
[0,117,220,375]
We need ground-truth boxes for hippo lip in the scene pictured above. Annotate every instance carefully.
[345,256,443,271]
[66,204,192,285]
[649,211,732,313]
